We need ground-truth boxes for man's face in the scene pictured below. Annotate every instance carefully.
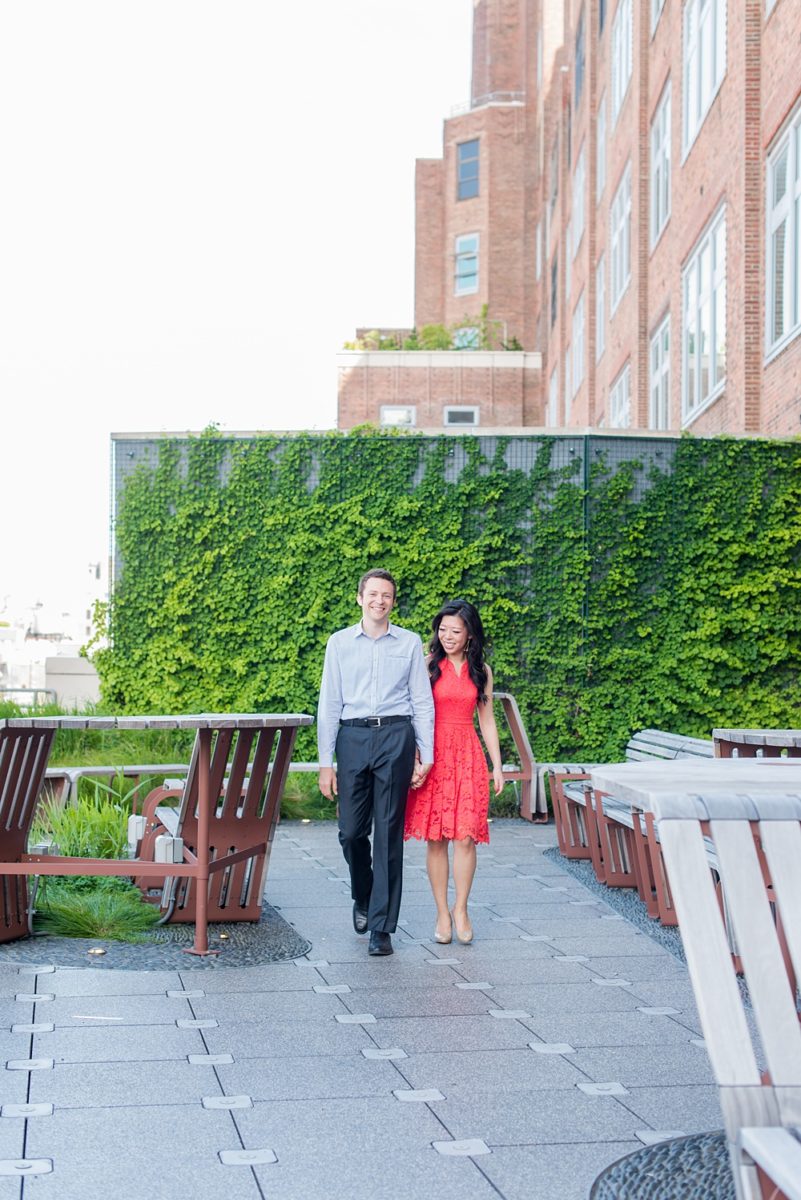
[356,577,396,623]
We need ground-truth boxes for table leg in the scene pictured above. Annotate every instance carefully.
[185,727,219,957]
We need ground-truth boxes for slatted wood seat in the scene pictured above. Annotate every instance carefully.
[134,722,294,923]
[0,724,55,942]
[654,791,801,1200]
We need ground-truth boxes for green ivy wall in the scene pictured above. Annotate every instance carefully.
[95,430,801,762]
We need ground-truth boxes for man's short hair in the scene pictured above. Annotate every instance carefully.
[358,568,397,599]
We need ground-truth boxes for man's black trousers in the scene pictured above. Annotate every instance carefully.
[334,720,417,933]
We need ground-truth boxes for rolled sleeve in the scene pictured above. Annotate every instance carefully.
[407,637,435,762]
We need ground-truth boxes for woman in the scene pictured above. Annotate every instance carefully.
[404,599,504,944]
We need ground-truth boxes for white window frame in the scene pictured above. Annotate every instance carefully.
[609,363,631,427]
[611,0,633,126]
[596,255,606,361]
[573,144,585,256]
[766,102,801,356]
[572,291,585,394]
[547,367,558,426]
[683,0,726,155]
[596,92,607,202]
[649,314,671,429]
[564,345,572,422]
[682,207,726,423]
[535,220,542,280]
[650,83,671,246]
[443,406,480,427]
[454,233,479,296]
[610,162,632,313]
[380,405,416,428]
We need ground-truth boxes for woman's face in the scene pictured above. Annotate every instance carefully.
[438,614,469,656]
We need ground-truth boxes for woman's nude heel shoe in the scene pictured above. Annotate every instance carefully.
[434,916,452,944]
[452,910,473,945]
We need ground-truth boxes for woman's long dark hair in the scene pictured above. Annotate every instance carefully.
[427,599,489,703]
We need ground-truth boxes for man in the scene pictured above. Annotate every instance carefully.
[318,569,434,956]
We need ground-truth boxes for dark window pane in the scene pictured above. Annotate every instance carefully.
[457,139,480,201]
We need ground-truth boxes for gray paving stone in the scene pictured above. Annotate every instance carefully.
[249,1147,499,1200]
[44,994,186,1027]
[524,1010,698,1048]
[400,1047,583,1093]
[203,1017,372,1058]
[186,963,321,992]
[192,990,344,1021]
[44,969,183,996]
[217,1054,401,1101]
[429,1086,643,1145]
[588,955,689,981]
[0,1123,25,1161]
[339,987,493,1019]
[23,1104,262,1198]
[372,1014,537,1054]
[35,1024,205,1064]
[478,1140,640,1200]
[488,983,641,1014]
[619,1085,724,1133]
[453,958,592,985]
[27,1059,227,1109]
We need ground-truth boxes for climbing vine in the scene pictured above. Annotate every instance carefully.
[93,430,801,762]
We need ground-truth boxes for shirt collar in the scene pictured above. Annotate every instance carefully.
[352,621,399,639]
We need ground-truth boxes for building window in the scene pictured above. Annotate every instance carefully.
[455,233,479,295]
[444,406,480,426]
[572,291,585,394]
[610,363,631,427]
[551,253,558,326]
[683,209,726,422]
[453,326,479,349]
[650,314,670,429]
[564,345,572,421]
[599,0,607,34]
[547,367,558,426]
[535,220,542,280]
[683,0,726,153]
[575,8,585,106]
[650,83,671,246]
[573,144,585,255]
[652,0,666,34]
[610,162,632,312]
[596,255,606,361]
[766,103,801,353]
[596,93,607,201]
[611,0,633,126]
[565,221,572,300]
[549,137,559,219]
[380,406,416,428]
[457,139,480,200]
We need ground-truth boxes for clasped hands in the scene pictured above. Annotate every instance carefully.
[410,758,433,790]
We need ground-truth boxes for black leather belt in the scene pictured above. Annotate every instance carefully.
[339,715,412,728]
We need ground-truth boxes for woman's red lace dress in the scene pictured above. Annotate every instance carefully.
[404,659,490,844]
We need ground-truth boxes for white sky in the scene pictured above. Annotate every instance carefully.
[0,0,472,625]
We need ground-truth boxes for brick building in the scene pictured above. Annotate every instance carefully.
[338,0,801,435]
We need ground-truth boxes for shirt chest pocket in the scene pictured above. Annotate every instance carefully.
[383,654,411,689]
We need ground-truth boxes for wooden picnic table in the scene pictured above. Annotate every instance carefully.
[0,713,313,956]
[713,727,801,757]
[589,756,801,808]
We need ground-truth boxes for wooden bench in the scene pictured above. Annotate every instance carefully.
[550,729,714,923]
[654,790,801,1200]
[714,727,801,759]
[42,763,190,809]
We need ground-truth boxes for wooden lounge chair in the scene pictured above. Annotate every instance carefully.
[655,790,801,1200]
[0,723,55,942]
[134,721,293,923]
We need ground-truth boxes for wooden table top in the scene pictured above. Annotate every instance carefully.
[713,728,801,749]
[0,713,314,731]
[590,757,801,811]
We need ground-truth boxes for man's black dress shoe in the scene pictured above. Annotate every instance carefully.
[368,931,393,956]
[352,903,369,934]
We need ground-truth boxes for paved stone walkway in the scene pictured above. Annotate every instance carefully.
[0,820,724,1199]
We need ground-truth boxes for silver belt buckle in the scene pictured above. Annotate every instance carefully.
[371,716,382,727]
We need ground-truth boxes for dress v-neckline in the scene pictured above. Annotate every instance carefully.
[447,658,467,678]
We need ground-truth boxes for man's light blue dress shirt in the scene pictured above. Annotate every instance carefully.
[317,622,435,768]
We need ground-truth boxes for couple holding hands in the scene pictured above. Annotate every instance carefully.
[317,569,504,957]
